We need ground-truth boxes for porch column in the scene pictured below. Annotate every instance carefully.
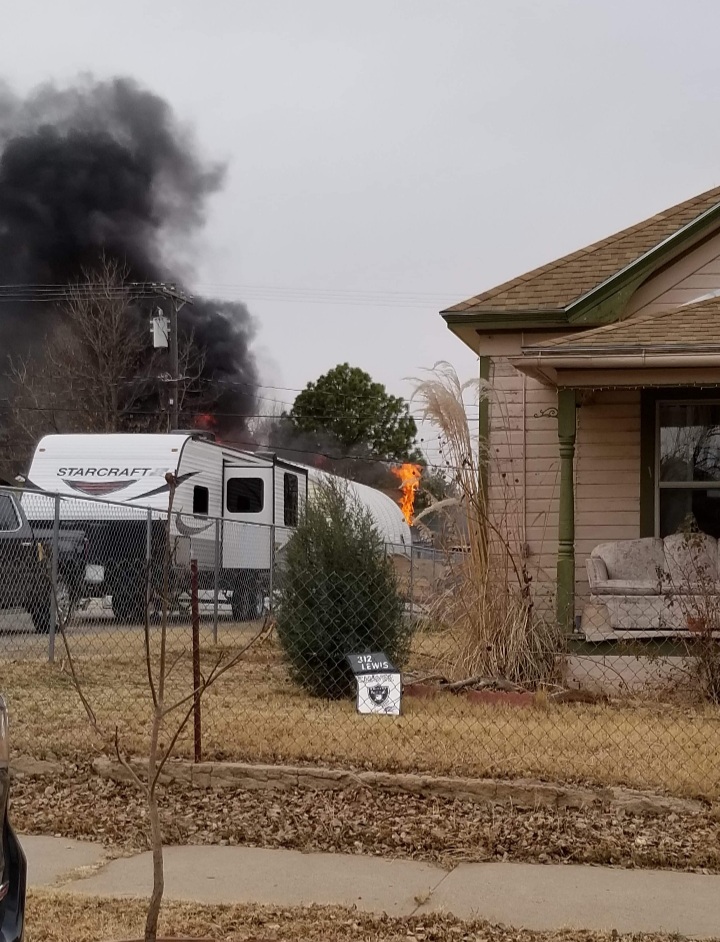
[556,388,577,633]
[478,356,490,508]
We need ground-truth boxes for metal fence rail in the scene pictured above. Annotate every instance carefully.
[1,485,719,800]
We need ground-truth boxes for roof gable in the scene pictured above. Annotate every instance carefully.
[444,185,720,317]
[524,294,720,355]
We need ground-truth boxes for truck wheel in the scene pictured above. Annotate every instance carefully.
[30,576,73,634]
[111,588,146,624]
[231,583,265,622]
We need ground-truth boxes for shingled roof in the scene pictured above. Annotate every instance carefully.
[444,185,720,315]
[523,294,720,355]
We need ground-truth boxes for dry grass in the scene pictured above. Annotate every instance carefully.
[4,623,720,800]
[25,890,700,942]
[411,362,560,685]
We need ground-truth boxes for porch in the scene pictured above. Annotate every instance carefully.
[510,300,720,640]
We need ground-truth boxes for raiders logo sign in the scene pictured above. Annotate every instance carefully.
[368,684,389,705]
[355,672,401,716]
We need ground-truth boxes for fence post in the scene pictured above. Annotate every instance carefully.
[49,494,59,663]
[190,555,202,763]
[213,518,220,645]
[145,508,152,613]
[409,543,414,622]
[269,524,275,613]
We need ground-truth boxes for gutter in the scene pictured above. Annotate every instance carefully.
[511,352,720,372]
[522,343,720,357]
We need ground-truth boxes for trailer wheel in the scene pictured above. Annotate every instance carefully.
[231,583,265,622]
[111,588,146,624]
[30,576,73,634]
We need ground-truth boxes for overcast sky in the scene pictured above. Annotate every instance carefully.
[4,0,720,451]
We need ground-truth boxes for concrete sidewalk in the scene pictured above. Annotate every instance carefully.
[21,835,720,939]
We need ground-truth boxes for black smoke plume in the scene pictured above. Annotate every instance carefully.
[0,75,257,436]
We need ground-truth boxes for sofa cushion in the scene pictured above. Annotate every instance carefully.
[591,579,662,597]
[591,538,665,587]
[663,532,718,593]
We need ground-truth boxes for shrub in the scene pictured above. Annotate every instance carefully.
[275,482,410,698]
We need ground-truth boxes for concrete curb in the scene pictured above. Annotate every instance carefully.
[91,757,704,816]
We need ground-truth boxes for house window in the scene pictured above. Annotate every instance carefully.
[226,478,264,514]
[657,401,720,537]
[193,485,209,516]
[284,473,299,526]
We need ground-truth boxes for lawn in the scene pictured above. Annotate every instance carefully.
[4,622,720,799]
[25,891,697,942]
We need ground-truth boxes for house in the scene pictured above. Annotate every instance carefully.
[441,184,720,641]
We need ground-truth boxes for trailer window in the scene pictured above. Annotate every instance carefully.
[0,496,19,532]
[226,478,264,514]
[193,486,209,516]
[284,474,299,526]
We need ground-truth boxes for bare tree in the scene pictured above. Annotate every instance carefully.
[2,256,205,477]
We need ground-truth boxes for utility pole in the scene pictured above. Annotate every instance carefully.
[150,283,192,430]
[169,300,179,431]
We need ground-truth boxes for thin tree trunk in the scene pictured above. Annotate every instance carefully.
[144,773,164,942]
[145,475,174,942]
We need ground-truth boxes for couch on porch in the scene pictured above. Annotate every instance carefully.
[583,533,719,636]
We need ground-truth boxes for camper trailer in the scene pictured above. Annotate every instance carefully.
[23,432,308,621]
[23,433,412,624]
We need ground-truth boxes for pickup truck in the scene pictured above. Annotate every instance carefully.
[0,492,86,633]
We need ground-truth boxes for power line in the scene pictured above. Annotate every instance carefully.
[0,280,464,309]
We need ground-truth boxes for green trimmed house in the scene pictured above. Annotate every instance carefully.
[442,185,720,640]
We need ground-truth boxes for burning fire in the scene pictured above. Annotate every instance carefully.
[195,414,218,432]
[392,463,422,525]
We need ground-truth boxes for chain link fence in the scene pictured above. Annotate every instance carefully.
[1,485,719,799]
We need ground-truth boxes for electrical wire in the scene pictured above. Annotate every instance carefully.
[0,281,462,308]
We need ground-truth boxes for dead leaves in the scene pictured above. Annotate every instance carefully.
[11,764,720,874]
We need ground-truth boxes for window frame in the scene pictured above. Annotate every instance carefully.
[283,473,299,527]
[655,398,720,535]
[225,477,265,515]
[192,485,210,517]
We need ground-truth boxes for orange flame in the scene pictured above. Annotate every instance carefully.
[195,413,218,431]
[391,463,422,525]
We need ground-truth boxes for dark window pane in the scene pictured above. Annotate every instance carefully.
[193,486,209,516]
[659,488,720,538]
[226,478,264,514]
[284,474,299,526]
[0,497,19,532]
[659,403,720,482]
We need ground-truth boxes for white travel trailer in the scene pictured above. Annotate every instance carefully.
[23,433,411,622]
[24,432,308,621]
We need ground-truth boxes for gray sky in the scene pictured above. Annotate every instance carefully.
[5,0,720,455]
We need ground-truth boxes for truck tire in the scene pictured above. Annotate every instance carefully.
[111,588,147,624]
[30,575,73,634]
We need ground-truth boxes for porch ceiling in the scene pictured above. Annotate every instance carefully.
[509,295,720,387]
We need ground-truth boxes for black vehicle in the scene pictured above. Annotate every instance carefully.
[0,492,86,633]
[0,698,25,942]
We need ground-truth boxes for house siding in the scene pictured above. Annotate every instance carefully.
[487,358,642,616]
[574,390,641,605]
[487,357,559,613]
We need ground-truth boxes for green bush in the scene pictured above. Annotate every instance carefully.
[275,482,410,699]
